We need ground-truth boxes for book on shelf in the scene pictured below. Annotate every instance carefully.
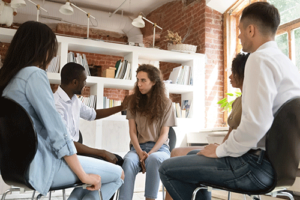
[182,100,192,118]
[77,95,97,109]
[114,59,131,80]
[46,56,60,73]
[103,96,122,115]
[168,65,193,85]
[67,52,91,76]
[172,100,192,118]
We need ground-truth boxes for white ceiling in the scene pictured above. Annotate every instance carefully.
[45,0,177,17]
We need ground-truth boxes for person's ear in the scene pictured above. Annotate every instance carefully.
[248,24,255,38]
[72,79,78,86]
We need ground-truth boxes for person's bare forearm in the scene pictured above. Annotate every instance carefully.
[95,106,123,120]
[74,142,105,157]
[64,154,87,182]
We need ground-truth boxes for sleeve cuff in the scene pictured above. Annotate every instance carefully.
[216,143,228,158]
[56,138,77,159]
[91,109,96,121]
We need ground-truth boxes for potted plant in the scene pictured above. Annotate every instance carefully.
[217,91,242,112]
[164,30,197,53]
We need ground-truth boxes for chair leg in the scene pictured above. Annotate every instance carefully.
[276,191,294,200]
[99,190,103,200]
[48,191,51,200]
[243,194,247,200]
[36,194,43,200]
[62,189,66,200]
[191,187,207,200]
[31,191,36,200]
[1,190,11,200]
[227,192,231,200]
[115,189,119,200]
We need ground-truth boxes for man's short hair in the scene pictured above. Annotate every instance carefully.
[61,62,86,85]
[241,2,280,36]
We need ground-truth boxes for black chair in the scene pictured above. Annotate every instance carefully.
[0,97,103,200]
[192,97,300,200]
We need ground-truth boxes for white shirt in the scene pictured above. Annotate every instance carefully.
[54,86,96,142]
[216,41,300,158]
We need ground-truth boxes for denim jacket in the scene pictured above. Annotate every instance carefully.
[2,67,77,195]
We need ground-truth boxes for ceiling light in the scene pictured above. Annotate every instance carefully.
[59,2,74,15]
[132,14,162,48]
[132,15,145,28]
[59,1,96,39]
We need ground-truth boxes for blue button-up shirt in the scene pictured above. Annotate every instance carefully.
[2,66,77,195]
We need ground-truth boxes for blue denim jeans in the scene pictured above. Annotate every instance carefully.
[51,155,123,200]
[119,142,170,200]
[159,150,275,200]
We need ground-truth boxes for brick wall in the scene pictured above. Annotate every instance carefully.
[144,0,225,127]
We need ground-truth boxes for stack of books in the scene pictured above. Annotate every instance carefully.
[114,60,131,80]
[46,56,60,73]
[168,65,193,85]
[67,52,91,76]
[103,96,122,109]
[172,100,192,118]
[78,95,97,109]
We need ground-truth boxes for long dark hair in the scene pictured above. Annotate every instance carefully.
[0,21,58,96]
[129,64,168,124]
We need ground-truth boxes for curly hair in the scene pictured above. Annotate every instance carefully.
[128,64,168,124]
[231,53,250,86]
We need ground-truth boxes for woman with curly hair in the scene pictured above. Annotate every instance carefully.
[119,64,177,200]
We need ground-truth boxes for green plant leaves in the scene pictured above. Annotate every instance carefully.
[217,92,241,112]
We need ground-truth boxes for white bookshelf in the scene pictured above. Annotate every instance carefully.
[0,27,205,150]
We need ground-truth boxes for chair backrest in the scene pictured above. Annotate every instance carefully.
[168,127,176,152]
[0,97,37,190]
[266,97,300,189]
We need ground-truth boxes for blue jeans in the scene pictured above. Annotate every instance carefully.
[159,150,275,200]
[119,142,170,200]
[51,155,123,200]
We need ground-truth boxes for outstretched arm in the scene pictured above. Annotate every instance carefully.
[74,142,117,164]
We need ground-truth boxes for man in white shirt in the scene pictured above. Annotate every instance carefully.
[159,2,300,200]
[54,62,129,166]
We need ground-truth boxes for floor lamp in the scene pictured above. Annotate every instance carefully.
[132,14,163,47]
[59,0,96,39]
[11,0,47,21]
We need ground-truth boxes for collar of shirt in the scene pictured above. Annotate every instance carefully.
[57,86,77,103]
[255,41,277,52]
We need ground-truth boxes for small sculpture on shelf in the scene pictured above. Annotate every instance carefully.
[0,0,17,27]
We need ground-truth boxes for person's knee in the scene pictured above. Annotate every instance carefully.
[146,154,163,167]
[170,148,183,157]
[121,170,125,180]
[187,149,200,155]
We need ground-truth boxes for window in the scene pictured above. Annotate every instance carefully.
[275,33,289,57]
[268,0,300,25]
[294,28,300,70]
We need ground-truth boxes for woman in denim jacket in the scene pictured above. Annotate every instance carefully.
[0,21,124,200]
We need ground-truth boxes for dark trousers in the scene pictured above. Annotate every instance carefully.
[159,150,275,200]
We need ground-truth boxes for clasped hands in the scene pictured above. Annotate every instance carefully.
[138,151,149,173]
